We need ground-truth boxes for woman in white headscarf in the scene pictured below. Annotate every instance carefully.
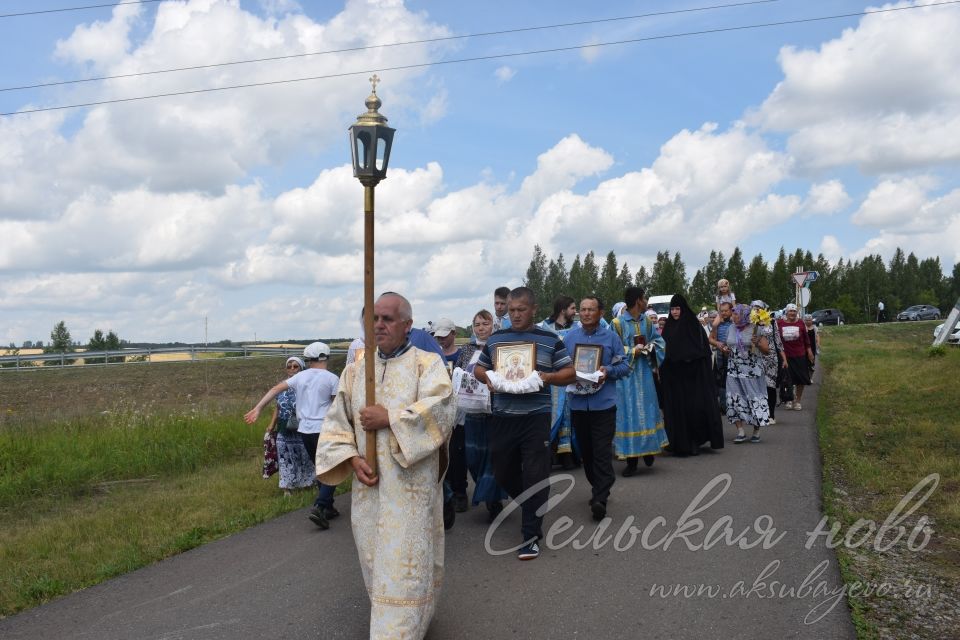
[347,308,366,364]
[611,301,627,321]
[271,356,317,494]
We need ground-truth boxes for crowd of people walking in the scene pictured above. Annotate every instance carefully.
[244,281,819,639]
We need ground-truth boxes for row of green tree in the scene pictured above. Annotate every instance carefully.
[3,322,128,366]
[523,246,960,324]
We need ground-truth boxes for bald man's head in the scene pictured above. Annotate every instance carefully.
[378,292,413,321]
[374,292,414,353]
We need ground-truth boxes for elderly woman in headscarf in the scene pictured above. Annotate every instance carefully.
[752,300,784,425]
[454,309,507,521]
[271,356,317,494]
[722,303,771,444]
[660,294,724,455]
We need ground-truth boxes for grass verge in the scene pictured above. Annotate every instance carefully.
[817,321,959,639]
[0,356,348,618]
[0,455,349,617]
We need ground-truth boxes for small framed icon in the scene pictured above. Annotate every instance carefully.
[493,342,537,381]
[573,344,602,374]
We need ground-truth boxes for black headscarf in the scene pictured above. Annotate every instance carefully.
[662,294,711,363]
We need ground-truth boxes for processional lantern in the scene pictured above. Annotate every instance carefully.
[347,75,395,478]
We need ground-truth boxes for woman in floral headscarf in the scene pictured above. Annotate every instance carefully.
[271,356,317,494]
[721,304,770,443]
[751,300,784,425]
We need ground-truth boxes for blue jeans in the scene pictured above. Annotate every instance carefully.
[299,432,336,509]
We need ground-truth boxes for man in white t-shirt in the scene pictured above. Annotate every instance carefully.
[245,341,340,529]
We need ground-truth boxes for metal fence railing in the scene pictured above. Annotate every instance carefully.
[0,346,348,372]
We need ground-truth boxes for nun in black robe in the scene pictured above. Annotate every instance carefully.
[659,294,724,455]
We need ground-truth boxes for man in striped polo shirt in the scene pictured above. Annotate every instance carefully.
[475,286,575,561]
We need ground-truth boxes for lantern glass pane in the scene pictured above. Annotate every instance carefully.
[376,137,387,172]
[356,130,373,175]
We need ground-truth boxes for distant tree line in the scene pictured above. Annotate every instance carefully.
[524,245,959,324]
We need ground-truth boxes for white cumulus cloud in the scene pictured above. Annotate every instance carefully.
[753,0,960,173]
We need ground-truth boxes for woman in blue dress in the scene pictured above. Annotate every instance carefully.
[271,357,316,494]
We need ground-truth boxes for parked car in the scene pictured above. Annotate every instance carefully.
[811,308,845,326]
[897,305,941,321]
[646,294,673,320]
[933,322,960,344]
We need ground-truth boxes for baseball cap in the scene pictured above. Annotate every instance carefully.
[751,300,767,309]
[303,341,330,360]
[432,318,456,338]
[784,303,799,312]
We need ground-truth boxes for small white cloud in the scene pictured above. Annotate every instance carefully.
[579,37,602,63]
[819,235,845,263]
[494,66,516,83]
[803,180,851,215]
[851,176,937,228]
[419,89,448,125]
[54,2,141,69]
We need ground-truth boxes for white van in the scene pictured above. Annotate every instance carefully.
[646,294,673,320]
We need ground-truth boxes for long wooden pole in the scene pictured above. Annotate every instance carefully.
[363,184,378,477]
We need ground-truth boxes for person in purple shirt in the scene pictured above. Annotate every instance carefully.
[562,296,631,521]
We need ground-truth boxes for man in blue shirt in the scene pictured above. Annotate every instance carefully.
[709,301,734,413]
[563,296,631,521]
[475,287,575,561]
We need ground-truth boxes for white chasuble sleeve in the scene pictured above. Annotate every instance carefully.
[315,362,360,486]
[387,352,457,469]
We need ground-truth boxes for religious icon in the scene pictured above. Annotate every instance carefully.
[493,342,537,381]
[573,344,602,374]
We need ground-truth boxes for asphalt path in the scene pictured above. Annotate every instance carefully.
[1,371,856,639]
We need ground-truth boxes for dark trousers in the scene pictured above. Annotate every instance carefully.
[299,432,336,509]
[489,413,552,542]
[571,407,616,506]
[447,423,468,496]
[767,387,777,419]
[714,354,728,413]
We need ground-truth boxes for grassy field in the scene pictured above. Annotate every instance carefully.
[817,321,959,639]
[0,355,346,618]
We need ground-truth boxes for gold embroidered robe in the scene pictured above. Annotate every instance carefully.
[316,347,456,640]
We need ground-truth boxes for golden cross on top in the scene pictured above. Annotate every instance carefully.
[369,74,380,93]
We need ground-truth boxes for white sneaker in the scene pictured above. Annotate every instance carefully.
[785,401,793,410]
[768,418,777,425]
[794,402,802,411]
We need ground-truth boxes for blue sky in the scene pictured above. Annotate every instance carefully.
[1,0,958,344]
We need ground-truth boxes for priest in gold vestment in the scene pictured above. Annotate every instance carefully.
[316,293,456,639]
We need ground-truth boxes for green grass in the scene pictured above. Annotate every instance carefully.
[817,321,960,638]
[0,409,260,512]
[0,457,349,617]
[0,356,348,618]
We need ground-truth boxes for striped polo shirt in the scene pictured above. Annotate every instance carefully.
[478,326,572,416]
